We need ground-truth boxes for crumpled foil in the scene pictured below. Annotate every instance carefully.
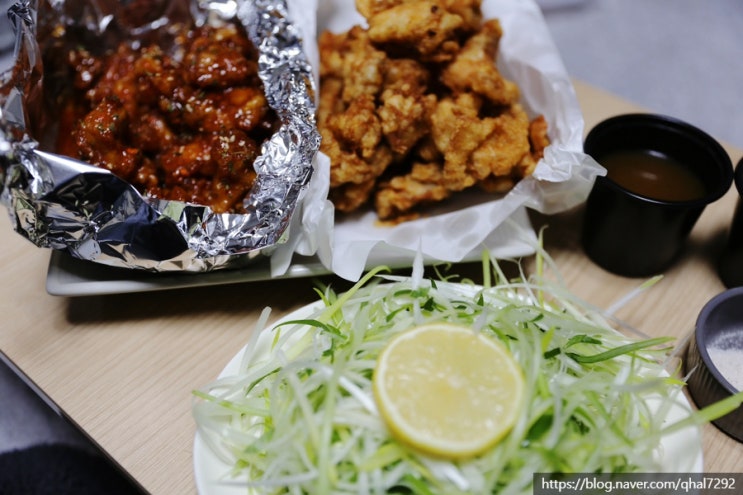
[0,0,322,272]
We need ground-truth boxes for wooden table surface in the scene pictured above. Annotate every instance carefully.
[1,80,741,494]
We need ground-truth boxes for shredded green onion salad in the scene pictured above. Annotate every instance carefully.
[193,251,741,494]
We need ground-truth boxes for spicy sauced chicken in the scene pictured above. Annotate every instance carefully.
[319,0,550,223]
[56,23,278,214]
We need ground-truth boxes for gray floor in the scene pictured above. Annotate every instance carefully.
[541,0,743,150]
[0,355,90,454]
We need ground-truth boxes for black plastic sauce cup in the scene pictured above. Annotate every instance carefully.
[581,114,733,277]
[719,158,743,287]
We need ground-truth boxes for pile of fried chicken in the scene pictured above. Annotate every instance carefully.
[319,0,549,223]
[57,24,277,214]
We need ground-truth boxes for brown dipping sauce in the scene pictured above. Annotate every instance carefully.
[600,149,707,202]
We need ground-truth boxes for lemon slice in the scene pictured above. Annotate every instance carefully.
[372,322,525,458]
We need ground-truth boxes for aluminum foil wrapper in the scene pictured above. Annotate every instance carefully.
[0,0,326,272]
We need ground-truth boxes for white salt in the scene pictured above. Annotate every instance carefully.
[707,343,743,391]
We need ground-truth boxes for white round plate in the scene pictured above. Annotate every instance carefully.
[193,300,704,494]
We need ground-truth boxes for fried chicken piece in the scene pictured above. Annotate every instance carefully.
[367,1,465,63]
[172,86,273,134]
[319,26,387,103]
[439,0,482,34]
[158,136,217,179]
[67,47,103,91]
[477,110,545,194]
[184,24,259,88]
[528,114,550,163]
[377,58,436,156]
[441,19,519,106]
[381,58,431,97]
[378,90,437,156]
[494,114,550,188]
[471,102,531,179]
[411,134,443,163]
[317,77,344,131]
[431,94,532,192]
[318,31,395,210]
[74,100,142,181]
[477,175,517,194]
[129,111,176,154]
[329,179,378,212]
[357,0,482,31]
[326,94,383,162]
[318,34,388,210]
[320,95,394,209]
[430,93,497,191]
[322,125,394,210]
[355,0,403,19]
[82,44,144,117]
[322,128,375,188]
[317,30,347,79]
[375,162,451,221]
